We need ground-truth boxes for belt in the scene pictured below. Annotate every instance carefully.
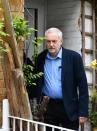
[42,93,63,103]
[50,98,63,103]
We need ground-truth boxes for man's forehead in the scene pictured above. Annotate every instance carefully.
[45,32,59,39]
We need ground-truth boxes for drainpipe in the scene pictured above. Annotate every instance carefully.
[2,99,9,131]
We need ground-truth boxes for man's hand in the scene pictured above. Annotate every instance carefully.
[79,117,88,124]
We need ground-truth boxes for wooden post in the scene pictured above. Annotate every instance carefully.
[92,0,96,87]
[1,0,33,122]
[1,0,21,69]
[81,0,85,65]
[3,43,32,120]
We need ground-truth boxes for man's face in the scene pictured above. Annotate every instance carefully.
[45,32,62,57]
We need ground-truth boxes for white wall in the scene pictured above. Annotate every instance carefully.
[46,0,81,54]
[47,0,93,86]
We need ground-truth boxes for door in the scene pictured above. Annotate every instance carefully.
[24,0,46,60]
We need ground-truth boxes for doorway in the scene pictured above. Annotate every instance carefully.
[24,0,46,59]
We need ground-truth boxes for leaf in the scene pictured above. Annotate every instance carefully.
[23,64,43,87]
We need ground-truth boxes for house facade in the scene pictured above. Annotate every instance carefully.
[24,0,97,95]
[24,0,97,130]
[0,0,97,130]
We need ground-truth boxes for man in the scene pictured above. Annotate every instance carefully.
[35,27,89,130]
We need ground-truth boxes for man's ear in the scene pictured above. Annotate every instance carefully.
[61,38,63,45]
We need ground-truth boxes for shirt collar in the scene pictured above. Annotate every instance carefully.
[46,47,62,60]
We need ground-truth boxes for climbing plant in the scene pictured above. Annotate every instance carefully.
[0,21,9,53]
[12,16,44,87]
[13,16,36,41]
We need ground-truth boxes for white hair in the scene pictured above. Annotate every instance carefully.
[45,27,63,39]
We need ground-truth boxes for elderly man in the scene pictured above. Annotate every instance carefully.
[35,27,89,130]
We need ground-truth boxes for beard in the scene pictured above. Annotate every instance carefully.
[48,47,61,57]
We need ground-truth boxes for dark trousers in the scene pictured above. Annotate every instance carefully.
[44,99,79,131]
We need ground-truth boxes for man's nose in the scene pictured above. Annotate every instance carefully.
[49,41,54,46]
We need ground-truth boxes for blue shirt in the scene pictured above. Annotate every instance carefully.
[42,48,62,99]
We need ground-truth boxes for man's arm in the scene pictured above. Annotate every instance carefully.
[75,54,89,123]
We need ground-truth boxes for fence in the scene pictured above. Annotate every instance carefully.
[8,115,75,131]
[0,99,92,131]
[0,99,75,131]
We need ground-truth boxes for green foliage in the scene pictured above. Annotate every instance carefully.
[0,21,8,39]
[13,16,36,40]
[23,36,44,87]
[0,21,9,53]
[12,15,44,87]
[89,111,97,127]
[23,64,43,87]
[0,22,7,37]
[32,37,45,62]
[89,88,97,127]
